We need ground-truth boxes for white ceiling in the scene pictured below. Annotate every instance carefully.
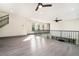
[31,3,79,21]
[0,3,79,21]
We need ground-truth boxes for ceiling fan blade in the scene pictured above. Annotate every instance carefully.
[42,4,52,7]
[54,20,62,22]
[35,3,42,11]
[35,6,39,11]
[58,20,62,21]
[54,20,59,22]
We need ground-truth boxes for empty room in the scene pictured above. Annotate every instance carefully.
[0,3,79,56]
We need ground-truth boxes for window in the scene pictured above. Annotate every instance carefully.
[32,23,50,31]
[38,24,40,31]
[32,24,35,31]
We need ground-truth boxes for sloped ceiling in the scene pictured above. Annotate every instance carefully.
[31,3,79,21]
[0,3,79,21]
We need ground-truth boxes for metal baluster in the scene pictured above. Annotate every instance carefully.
[78,32,79,45]
[71,32,73,44]
[70,32,72,44]
[74,32,76,44]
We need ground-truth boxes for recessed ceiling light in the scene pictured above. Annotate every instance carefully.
[71,8,75,11]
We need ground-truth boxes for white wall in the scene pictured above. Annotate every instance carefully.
[0,3,35,37]
[0,3,49,37]
[50,18,79,31]
[0,14,26,37]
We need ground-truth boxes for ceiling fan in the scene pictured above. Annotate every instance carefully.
[54,17,62,22]
[35,3,52,11]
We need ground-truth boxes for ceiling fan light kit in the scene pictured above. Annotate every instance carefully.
[39,5,42,8]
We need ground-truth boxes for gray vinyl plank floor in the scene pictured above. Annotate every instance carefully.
[0,35,79,56]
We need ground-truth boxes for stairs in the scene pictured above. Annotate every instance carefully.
[0,11,9,28]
